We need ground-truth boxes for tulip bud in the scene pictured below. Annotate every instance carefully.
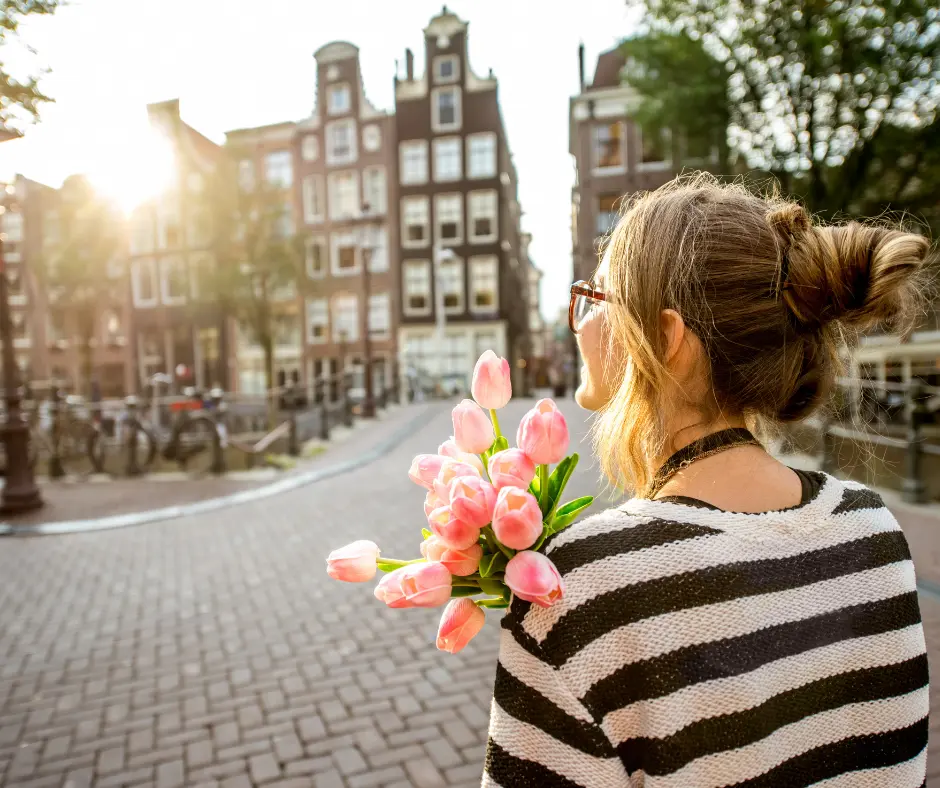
[428,506,481,551]
[326,540,380,583]
[452,399,496,455]
[471,350,512,410]
[409,454,446,489]
[491,487,544,551]
[516,399,570,465]
[449,476,497,528]
[422,536,483,577]
[504,551,565,608]
[439,438,485,474]
[437,598,486,653]
[374,567,412,608]
[399,562,453,608]
[488,449,537,491]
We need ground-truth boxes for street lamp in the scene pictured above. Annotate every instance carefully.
[357,204,376,418]
[0,186,42,513]
[433,244,456,396]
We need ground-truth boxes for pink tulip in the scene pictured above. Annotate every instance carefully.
[439,439,485,474]
[437,598,486,653]
[517,399,570,465]
[428,506,481,550]
[421,536,483,576]
[399,562,453,608]
[504,551,565,608]
[449,476,497,528]
[409,454,446,489]
[452,399,496,455]
[326,540,380,583]
[488,449,537,491]
[472,350,512,410]
[437,458,481,487]
[424,485,448,518]
[491,487,544,550]
[374,567,412,608]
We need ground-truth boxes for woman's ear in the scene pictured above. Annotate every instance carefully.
[660,309,687,366]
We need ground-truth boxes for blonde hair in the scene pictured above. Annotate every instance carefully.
[593,173,931,495]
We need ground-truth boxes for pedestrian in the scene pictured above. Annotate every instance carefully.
[484,174,931,787]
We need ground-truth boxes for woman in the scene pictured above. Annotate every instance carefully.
[484,175,931,787]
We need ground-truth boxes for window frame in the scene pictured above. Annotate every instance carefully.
[636,125,673,172]
[362,166,387,216]
[305,235,328,279]
[131,258,158,307]
[328,171,360,221]
[306,297,329,345]
[160,257,188,306]
[301,135,319,162]
[591,121,627,172]
[325,119,358,167]
[399,140,429,185]
[431,86,462,133]
[403,260,432,317]
[327,83,352,116]
[264,150,294,188]
[362,124,382,152]
[438,256,464,315]
[466,132,497,179]
[469,255,499,315]
[368,292,391,339]
[401,196,430,249]
[331,293,359,342]
[432,137,462,183]
[468,190,498,244]
[434,193,463,247]
[302,174,326,224]
[434,55,460,84]
[331,230,361,277]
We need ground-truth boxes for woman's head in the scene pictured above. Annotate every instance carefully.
[580,173,931,493]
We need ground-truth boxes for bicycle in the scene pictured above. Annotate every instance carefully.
[27,393,101,478]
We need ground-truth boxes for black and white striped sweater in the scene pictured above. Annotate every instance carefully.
[484,472,929,787]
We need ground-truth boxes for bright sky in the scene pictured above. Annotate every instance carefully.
[0,0,637,319]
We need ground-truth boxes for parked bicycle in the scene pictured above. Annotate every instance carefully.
[26,393,101,478]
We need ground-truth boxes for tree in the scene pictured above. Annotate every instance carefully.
[198,151,302,422]
[623,0,940,221]
[0,0,60,134]
[41,174,123,396]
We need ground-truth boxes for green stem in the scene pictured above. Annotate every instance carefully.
[477,598,510,609]
[376,557,424,572]
[490,409,502,439]
[479,454,491,481]
[483,526,513,560]
[538,464,550,513]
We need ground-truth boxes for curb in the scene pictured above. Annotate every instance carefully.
[0,405,433,537]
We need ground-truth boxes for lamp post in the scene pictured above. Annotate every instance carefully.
[433,243,456,396]
[357,204,376,418]
[0,187,42,513]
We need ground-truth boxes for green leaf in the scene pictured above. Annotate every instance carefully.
[547,454,579,513]
[479,552,509,579]
[495,436,509,453]
[477,598,510,609]
[478,577,507,597]
[450,587,482,597]
[529,473,540,497]
[549,496,595,533]
[421,528,432,540]
[376,558,422,573]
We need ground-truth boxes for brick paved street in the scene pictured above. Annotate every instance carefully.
[1,398,939,787]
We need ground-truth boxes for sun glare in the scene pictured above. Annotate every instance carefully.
[88,125,176,214]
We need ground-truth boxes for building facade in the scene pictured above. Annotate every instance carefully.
[226,41,398,399]
[394,9,532,397]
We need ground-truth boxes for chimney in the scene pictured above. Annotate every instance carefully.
[578,43,585,92]
[406,48,414,81]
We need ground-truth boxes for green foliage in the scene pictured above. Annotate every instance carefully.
[545,454,579,516]
[477,576,506,597]
[0,0,60,134]
[478,551,509,579]
[624,0,940,222]
[550,496,596,533]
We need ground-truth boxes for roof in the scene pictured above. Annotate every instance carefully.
[591,47,626,90]
[181,122,220,161]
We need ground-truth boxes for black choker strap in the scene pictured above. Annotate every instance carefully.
[647,428,761,499]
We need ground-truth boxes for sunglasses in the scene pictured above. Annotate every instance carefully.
[569,280,608,334]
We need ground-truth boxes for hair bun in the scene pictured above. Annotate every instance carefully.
[768,204,929,333]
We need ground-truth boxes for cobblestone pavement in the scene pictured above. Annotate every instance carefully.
[2,400,940,787]
[0,398,608,788]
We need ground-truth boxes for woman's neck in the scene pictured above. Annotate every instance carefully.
[654,412,749,471]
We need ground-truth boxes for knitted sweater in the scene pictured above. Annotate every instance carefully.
[483,472,928,787]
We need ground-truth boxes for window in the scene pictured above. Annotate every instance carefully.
[401,196,430,248]
[362,166,387,215]
[435,194,463,245]
[597,194,620,235]
[404,260,432,316]
[272,313,300,347]
[474,330,499,361]
[301,135,319,162]
[592,122,625,170]
[433,137,462,182]
[468,190,498,243]
[366,227,389,273]
[638,125,671,169]
[399,141,429,185]
[434,55,459,84]
[369,293,391,339]
[160,258,188,305]
[130,210,154,255]
[274,203,293,239]
[305,236,327,279]
[306,298,328,344]
[326,119,357,166]
[328,171,359,220]
[362,125,381,152]
[332,294,359,342]
[432,87,461,132]
[103,309,124,345]
[467,133,497,179]
[132,259,157,306]
[331,230,359,275]
[438,257,464,313]
[238,159,255,191]
[265,151,293,187]
[302,175,325,224]
[470,256,499,313]
[2,211,23,242]
[328,84,351,115]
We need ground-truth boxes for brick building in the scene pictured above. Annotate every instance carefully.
[394,8,532,397]
[225,41,398,399]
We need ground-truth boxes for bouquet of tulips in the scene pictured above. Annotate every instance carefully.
[326,350,594,653]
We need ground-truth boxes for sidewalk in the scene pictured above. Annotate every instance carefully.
[0,403,435,531]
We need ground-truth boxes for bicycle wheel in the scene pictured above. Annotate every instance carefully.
[95,420,158,476]
[175,415,219,477]
[58,421,98,477]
